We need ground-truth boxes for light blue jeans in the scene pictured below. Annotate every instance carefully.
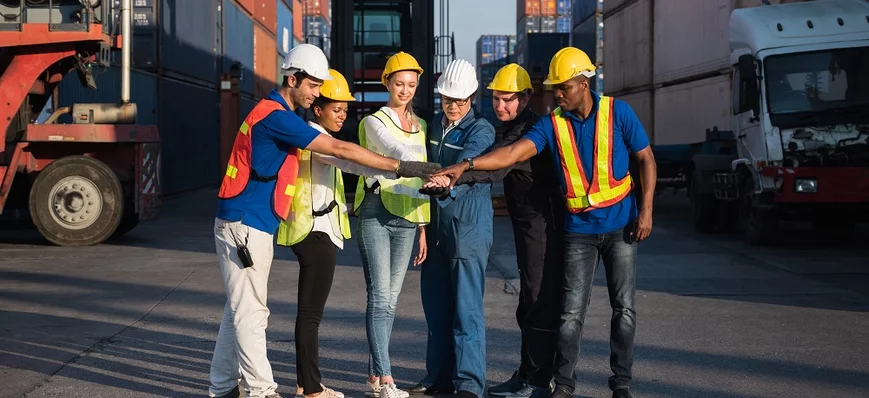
[357,194,419,377]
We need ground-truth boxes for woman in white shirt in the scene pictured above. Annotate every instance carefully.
[352,52,431,398]
[276,69,398,398]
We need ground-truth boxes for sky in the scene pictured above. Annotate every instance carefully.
[434,0,517,65]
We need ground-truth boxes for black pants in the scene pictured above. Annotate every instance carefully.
[509,200,565,388]
[291,231,338,395]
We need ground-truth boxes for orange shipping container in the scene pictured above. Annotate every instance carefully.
[253,0,277,35]
[293,0,303,41]
[541,0,556,16]
[254,24,278,98]
[305,0,331,24]
[235,0,254,15]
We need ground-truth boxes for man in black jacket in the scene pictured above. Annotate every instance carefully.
[421,63,564,398]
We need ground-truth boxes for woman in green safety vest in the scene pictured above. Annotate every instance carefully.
[276,69,401,398]
[354,51,431,398]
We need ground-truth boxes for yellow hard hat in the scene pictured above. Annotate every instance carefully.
[320,69,356,102]
[543,47,596,85]
[487,63,534,93]
[382,51,424,85]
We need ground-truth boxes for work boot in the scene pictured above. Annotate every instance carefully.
[611,388,632,398]
[403,382,429,395]
[213,386,241,398]
[488,371,527,396]
[549,386,572,398]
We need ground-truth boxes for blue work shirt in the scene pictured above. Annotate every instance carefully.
[522,90,650,234]
[216,89,320,234]
[428,107,496,205]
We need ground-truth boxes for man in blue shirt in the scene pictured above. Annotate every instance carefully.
[209,44,440,398]
[433,47,657,398]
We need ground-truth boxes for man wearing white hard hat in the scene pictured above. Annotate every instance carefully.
[209,44,441,398]
[405,59,496,398]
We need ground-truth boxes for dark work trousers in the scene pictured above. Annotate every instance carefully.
[291,231,338,395]
[509,196,565,388]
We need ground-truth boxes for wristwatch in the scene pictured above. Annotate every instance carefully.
[463,157,475,170]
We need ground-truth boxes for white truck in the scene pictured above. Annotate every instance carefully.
[687,0,869,244]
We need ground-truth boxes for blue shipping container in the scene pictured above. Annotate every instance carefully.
[277,0,293,56]
[557,16,571,33]
[573,16,597,64]
[160,79,220,194]
[572,0,596,26]
[557,0,572,16]
[520,33,571,77]
[161,0,219,84]
[224,0,255,95]
[55,67,158,126]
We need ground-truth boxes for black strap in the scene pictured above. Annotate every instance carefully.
[363,180,381,194]
[312,200,339,217]
[250,168,277,182]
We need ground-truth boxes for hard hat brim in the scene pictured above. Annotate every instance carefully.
[543,70,596,85]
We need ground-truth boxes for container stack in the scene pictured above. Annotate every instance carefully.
[303,0,331,58]
[475,34,517,122]
[571,0,601,91]
[54,0,286,195]
[515,0,572,116]
[602,0,810,145]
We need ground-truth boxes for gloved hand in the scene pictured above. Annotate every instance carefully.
[396,161,442,179]
[419,186,451,198]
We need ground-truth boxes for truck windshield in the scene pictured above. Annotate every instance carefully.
[764,46,869,127]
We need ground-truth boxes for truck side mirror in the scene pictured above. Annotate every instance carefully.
[737,54,760,117]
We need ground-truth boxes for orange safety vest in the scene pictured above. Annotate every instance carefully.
[218,98,300,221]
[550,96,633,214]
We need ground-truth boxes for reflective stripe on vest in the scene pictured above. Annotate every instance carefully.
[353,110,430,224]
[218,98,301,221]
[551,96,633,214]
[276,149,351,246]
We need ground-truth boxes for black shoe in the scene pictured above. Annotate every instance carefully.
[456,391,478,398]
[424,386,456,396]
[549,386,572,398]
[404,383,429,395]
[611,388,632,398]
[213,386,241,398]
[487,371,527,396]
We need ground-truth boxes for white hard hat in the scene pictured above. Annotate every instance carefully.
[281,43,333,81]
[437,59,478,99]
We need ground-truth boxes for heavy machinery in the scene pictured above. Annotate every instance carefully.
[0,0,161,246]
[690,0,869,244]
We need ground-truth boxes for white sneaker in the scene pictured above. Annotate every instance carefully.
[381,383,410,398]
[366,379,381,397]
[296,384,344,398]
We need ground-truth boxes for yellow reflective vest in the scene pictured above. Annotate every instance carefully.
[276,148,351,247]
[550,95,633,213]
[353,110,431,224]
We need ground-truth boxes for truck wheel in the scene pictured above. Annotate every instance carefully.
[112,200,140,238]
[29,156,124,246]
[740,178,777,246]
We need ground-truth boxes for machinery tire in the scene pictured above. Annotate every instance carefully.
[29,156,124,246]
[112,206,140,238]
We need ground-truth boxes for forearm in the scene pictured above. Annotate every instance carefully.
[457,165,514,185]
[334,141,399,172]
[638,157,657,213]
[313,152,397,179]
[472,139,536,171]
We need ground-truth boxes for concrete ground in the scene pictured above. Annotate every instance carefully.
[1,189,867,398]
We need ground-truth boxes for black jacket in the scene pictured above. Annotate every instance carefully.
[457,108,561,216]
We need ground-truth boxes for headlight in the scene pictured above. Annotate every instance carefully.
[795,178,818,193]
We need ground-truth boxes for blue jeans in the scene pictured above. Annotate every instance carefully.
[421,195,493,397]
[553,227,637,392]
[357,194,419,377]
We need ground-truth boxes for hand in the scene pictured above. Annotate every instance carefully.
[396,161,442,179]
[631,210,653,243]
[414,227,427,266]
[424,175,451,189]
[432,162,469,188]
[418,186,450,198]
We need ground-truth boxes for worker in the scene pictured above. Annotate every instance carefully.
[353,51,430,398]
[422,63,565,398]
[274,68,401,398]
[208,44,440,398]
[431,47,657,398]
[404,59,496,398]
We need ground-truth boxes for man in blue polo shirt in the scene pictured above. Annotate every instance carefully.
[209,44,440,398]
[432,47,657,398]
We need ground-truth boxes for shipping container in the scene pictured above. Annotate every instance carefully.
[224,0,256,94]
[557,0,572,16]
[540,16,557,33]
[277,51,285,83]
[517,15,541,43]
[556,16,571,32]
[234,0,255,15]
[542,0,557,16]
[277,0,293,56]
[293,0,303,41]
[603,0,631,15]
[253,0,277,35]
[305,0,330,24]
[305,14,331,56]
[516,33,571,77]
[653,74,732,145]
[601,0,650,93]
[55,67,158,126]
[572,15,598,66]
[132,34,158,70]
[160,79,221,194]
[160,0,219,84]
[518,0,540,20]
[572,0,596,26]
[619,90,652,141]
[254,24,278,98]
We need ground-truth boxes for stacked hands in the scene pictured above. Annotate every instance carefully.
[393,160,466,198]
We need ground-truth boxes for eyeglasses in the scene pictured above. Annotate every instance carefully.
[441,96,470,107]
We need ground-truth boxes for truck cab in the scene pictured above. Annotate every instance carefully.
[694,0,869,244]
